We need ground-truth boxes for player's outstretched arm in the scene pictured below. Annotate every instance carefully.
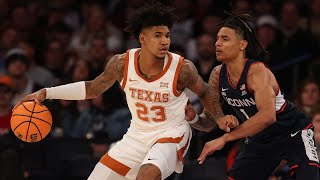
[13,54,125,110]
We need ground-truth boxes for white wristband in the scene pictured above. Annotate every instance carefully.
[188,114,199,124]
[46,81,86,100]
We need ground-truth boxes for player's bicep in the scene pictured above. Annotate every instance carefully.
[248,65,276,116]
[86,54,125,98]
[208,66,221,99]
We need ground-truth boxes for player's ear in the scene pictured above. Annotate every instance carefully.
[139,33,145,45]
[240,40,248,51]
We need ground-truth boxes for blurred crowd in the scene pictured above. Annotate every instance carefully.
[0,0,319,180]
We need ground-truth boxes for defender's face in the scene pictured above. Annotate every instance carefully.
[140,26,170,59]
[215,27,244,62]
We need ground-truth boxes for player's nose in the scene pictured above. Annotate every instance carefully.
[161,36,169,45]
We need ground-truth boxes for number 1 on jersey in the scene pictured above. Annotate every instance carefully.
[240,109,250,119]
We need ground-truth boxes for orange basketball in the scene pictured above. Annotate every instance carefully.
[11,101,52,143]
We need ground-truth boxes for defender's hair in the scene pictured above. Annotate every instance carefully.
[218,11,266,59]
[124,2,175,39]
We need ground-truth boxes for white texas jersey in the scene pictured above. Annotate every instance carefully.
[120,48,188,131]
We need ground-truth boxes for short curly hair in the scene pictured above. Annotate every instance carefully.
[124,2,175,39]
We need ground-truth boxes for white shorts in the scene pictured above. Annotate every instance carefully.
[97,121,192,180]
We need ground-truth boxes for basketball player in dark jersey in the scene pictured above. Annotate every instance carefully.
[186,12,319,179]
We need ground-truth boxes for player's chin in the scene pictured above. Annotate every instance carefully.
[156,54,166,60]
[216,56,224,62]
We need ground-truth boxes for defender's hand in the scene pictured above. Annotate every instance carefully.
[198,136,227,164]
[217,115,239,132]
[13,88,46,111]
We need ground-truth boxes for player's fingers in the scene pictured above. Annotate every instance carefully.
[198,154,207,165]
[185,104,193,110]
[227,115,237,128]
[227,117,236,128]
[198,150,208,164]
[225,126,230,132]
[223,121,231,132]
[12,97,29,111]
[233,115,239,126]
[35,99,43,106]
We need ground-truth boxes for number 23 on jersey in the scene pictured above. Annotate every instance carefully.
[135,102,166,122]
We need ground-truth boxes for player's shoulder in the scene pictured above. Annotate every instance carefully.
[212,64,222,73]
[179,59,201,77]
[104,53,127,79]
[109,53,126,63]
[247,61,268,76]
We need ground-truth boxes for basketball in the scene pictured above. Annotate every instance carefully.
[11,101,52,143]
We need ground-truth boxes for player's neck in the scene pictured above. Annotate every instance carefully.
[138,51,164,76]
[225,57,247,79]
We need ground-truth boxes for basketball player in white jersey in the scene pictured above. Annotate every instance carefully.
[14,2,238,180]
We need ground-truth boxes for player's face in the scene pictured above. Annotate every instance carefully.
[215,27,245,62]
[140,26,170,59]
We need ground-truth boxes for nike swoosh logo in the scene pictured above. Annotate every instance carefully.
[291,130,300,137]
[129,79,137,82]
[222,88,228,91]
[147,158,157,161]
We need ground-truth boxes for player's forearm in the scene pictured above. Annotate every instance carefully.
[222,111,275,142]
[85,69,119,99]
[190,112,217,132]
[45,81,86,100]
[45,80,108,100]
[198,84,224,122]
[85,81,105,99]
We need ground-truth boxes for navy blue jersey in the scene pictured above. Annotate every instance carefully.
[219,59,311,143]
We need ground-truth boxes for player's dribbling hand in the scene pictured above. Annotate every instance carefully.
[13,88,46,111]
[198,136,227,164]
[185,103,196,122]
[217,115,239,132]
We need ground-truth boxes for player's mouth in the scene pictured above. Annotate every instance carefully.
[159,47,168,54]
[216,50,222,55]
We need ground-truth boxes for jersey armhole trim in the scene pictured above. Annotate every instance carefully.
[173,56,185,97]
[121,50,130,89]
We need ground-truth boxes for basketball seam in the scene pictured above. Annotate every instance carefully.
[26,102,37,142]
[13,121,43,141]
[12,114,52,126]
[21,102,49,113]
[21,103,49,113]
